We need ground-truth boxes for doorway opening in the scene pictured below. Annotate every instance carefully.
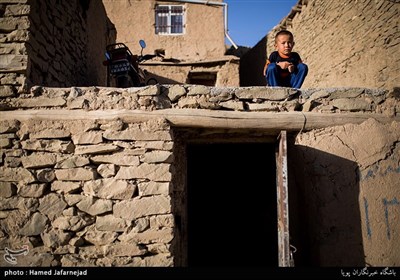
[186,142,278,267]
[187,71,217,86]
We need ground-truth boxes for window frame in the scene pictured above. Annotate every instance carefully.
[155,4,185,35]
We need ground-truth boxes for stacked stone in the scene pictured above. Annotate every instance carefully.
[0,0,89,98]
[0,117,175,267]
[300,87,399,116]
[0,0,30,96]
[1,85,398,116]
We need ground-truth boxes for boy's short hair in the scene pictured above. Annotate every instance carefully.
[275,30,294,42]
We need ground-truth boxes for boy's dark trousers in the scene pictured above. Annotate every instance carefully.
[266,63,308,88]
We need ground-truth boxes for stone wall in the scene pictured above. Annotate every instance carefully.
[266,0,400,90]
[0,116,175,267]
[0,85,398,116]
[1,85,400,266]
[0,0,110,95]
[0,0,30,94]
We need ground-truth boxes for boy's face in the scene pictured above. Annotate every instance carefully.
[275,34,294,56]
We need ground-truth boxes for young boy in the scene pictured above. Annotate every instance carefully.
[263,30,308,88]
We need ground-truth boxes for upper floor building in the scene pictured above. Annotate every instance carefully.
[102,0,240,86]
[103,0,227,60]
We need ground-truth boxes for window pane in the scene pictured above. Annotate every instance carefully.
[156,6,169,13]
[171,15,183,34]
[156,14,168,34]
[171,6,182,13]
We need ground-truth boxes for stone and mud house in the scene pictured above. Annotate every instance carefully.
[101,0,240,87]
[0,0,399,267]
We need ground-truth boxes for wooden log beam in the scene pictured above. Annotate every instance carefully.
[1,109,399,131]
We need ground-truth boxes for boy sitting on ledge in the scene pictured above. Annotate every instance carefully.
[263,30,308,89]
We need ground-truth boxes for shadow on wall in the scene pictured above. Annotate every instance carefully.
[145,71,181,85]
[239,36,268,87]
[88,2,116,87]
[289,144,365,266]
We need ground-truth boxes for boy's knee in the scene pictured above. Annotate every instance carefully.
[298,63,308,74]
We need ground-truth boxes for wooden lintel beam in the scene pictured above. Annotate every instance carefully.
[1,109,399,131]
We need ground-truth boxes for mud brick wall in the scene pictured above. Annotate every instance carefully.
[292,118,400,266]
[266,0,400,90]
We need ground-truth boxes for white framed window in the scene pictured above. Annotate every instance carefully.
[155,5,185,35]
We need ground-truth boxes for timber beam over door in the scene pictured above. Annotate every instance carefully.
[2,109,399,131]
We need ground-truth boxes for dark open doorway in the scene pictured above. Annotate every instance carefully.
[186,142,278,267]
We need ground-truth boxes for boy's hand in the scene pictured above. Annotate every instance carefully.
[277,61,294,72]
